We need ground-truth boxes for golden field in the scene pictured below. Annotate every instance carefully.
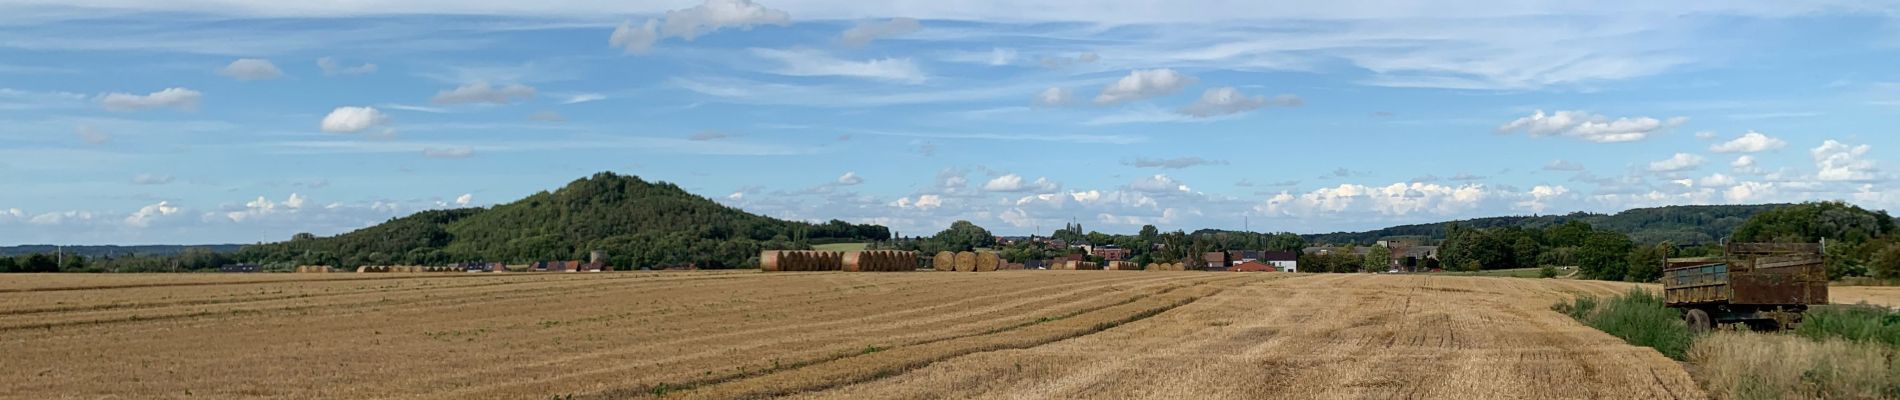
[3,271,1897,399]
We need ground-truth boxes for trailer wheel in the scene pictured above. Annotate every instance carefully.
[1683,309,1713,333]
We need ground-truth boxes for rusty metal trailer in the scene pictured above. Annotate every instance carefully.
[1662,243,1828,332]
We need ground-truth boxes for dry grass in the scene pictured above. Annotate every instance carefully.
[0,272,1701,399]
[1831,286,1900,308]
[1690,332,1898,400]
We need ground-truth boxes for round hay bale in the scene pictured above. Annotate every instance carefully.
[901,251,918,270]
[761,251,782,272]
[955,251,977,272]
[975,252,999,272]
[934,251,956,271]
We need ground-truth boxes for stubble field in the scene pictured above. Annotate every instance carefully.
[4,271,1898,399]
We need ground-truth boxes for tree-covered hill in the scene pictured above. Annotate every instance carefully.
[233,172,890,268]
[1302,204,1794,245]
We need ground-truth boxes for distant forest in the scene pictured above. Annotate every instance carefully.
[0,244,243,257]
[230,172,889,269]
[1300,204,1794,245]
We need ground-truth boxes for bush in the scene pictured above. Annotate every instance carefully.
[1797,304,1900,347]
[1553,289,1694,360]
[1538,265,1558,279]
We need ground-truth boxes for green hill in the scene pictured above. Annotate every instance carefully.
[234,172,889,268]
[1301,204,1793,245]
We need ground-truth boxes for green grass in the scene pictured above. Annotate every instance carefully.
[1798,304,1900,347]
[1553,288,1695,360]
[812,243,869,251]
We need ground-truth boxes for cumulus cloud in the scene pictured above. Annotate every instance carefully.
[611,0,791,54]
[132,174,174,185]
[752,48,925,83]
[1095,69,1195,105]
[1122,157,1225,169]
[1257,182,1489,217]
[837,171,864,185]
[455,193,473,207]
[891,194,944,210]
[1710,131,1787,153]
[1544,159,1585,171]
[423,147,474,159]
[983,174,1060,192]
[1178,87,1300,117]
[1128,174,1191,193]
[75,125,110,145]
[1497,110,1686,143]
[1695,131,1718,140]
[1516,185,1571,213]
[1647,153,1705,173]
[432,82,536,105]
[124,201,181,228]
[31,211,95,225]
[320,106,390,133]
[841,18,920,46]
[99,87,202,111]
[317,57,377,76]
[1732,155,1758,171]
[1813,140,1878,181]
[1034,87,1071,107]
[218,58,282,81]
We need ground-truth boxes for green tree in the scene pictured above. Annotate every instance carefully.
[1625,242,1671,283]
[1513,236,1541,269]
[1867,239,1900,280]
[1578,231,1634,281]
[1365,246,1392,272]
[931,221,996,252]
[0,256,15,273]
[1138,225,1159,242]
[21,254,57,273]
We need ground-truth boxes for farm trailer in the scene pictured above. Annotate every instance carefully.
[1662,243,1827,332]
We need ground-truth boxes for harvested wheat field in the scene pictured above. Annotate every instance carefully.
[1,272,1712,399]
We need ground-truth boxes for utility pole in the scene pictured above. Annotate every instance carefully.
[57,245,62,269]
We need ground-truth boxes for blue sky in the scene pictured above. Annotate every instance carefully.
[2,1,1899,245]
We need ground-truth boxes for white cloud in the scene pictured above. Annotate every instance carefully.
[751,48,925,83]
[124,201,181,228]
[1123,157,1225,169]
[1731,155,1757,169]
[1497,110,1686,143]
[224,193,306,222]
[31,211,95,226]
[841,18,921,46]
[1695,131,1718,140]
[1040,52,1101,69]
[1647,153,1705,173]
[432,82,536,105]
[1516,185,1571,213]
[1128,174,1191,193]
[320,106,390,133]
[1095,69,1195,105]
[1813,140,1878,182]
[1698,173,1737,187]
[562,93,606,104]
[983,174,1060,192]
[1544,159,1585,171]
[217,58,282,81]
[1724,181,1777,203]
[423,146,474,158]
[99,87,202,111]
[1178,87,1300,117]
[455,193,473,207]
[1709,131,1787,153]
[1257,182,1489,217]
[132,174,174,185]
[891,194,943,210]
[611,0,791,54]
[837,171,864,185]
[317,57,377,76]
[1034,87,1071,107]
[988,48,1017,66]
[75,124,110,145]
